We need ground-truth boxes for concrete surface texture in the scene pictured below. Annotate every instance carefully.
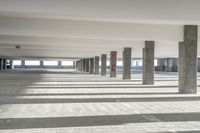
[143,41,155,85]
[179,25,198,94]
[94,56,100,75]
[0,69,200,133]
[101,54,107,76]
[123,48,132,79]
[110,51,117,78]
[89,58,94,74]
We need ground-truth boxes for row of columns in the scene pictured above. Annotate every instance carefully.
[0,59,14,70]
[75,25,198,94]
[75,43,155,84]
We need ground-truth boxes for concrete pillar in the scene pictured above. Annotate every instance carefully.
[81,59,84,71]
[198,58,200,72]
[83,59,86,71]
[76,60,79,71]
[143,41,155,85]
[85,58,89,72]
[78,60,81,71]
[171,58,178,72]
[40,61,44,68]
[79,60,81,71]
[77,60,80,71]
[89,58,94,74]
[84,59,87,72]
[21,60,25,68]
[73,61,76,69]
[166,58,172,72]
[134,60,142,70]
[0,59,3,70]
[110,51,117,78]
[10,60,14,69]
[136,61,139,67]
[101,54,107,76]
[166,58,178,72]
[156,59,166,71]
[123,47,132,79]
[1,59,4,70]
[94,56,100,75]
[75,61,78,70]
[80,59,83,71]
[58,61,62,69]
[3,59,7,70]
[79,60,82,71]
[179,25,198,94]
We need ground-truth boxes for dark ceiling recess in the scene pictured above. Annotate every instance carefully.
[16,45,21,49]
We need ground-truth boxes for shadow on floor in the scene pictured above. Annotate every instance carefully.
[26,85,178,89]
[1,96,200,104]
[0,71,43,105]
[0,92,179,96]
[0,112,200,129]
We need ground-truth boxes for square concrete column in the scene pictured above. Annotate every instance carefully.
[101,54,107,76]
[171,58,178,72]
[77,60,80,71]
[80,59,83,71]
[85,58,90,72]
[95,56,99,75]
[81,59,84,71]
[166,58,178,72]
[110,51,117,78]
[89,58,94,74]
[21,60,25,68]
[123,47,132,79]
[143,41,155,85]
[84,59,87,72]
[136,61,139,67]
[75,61,78,70]
[10,60,14,69]
[179,25,198,94]
[3,59,7,70]
[79,60,82,71]
[0,59,3,70]
[198,58,200,72]
[58,61,62,69]
[166,58,172,72]
[156,59,166,71]
[77,60,81,71]
[83,59,86,71]
[73,61,76,69]
[40,61,44,68]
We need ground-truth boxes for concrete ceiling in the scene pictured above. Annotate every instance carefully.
[0,0,200,59]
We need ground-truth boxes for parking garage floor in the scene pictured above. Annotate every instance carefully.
[0,69,200,133]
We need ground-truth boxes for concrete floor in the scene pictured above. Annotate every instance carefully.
[0,69,200,133]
